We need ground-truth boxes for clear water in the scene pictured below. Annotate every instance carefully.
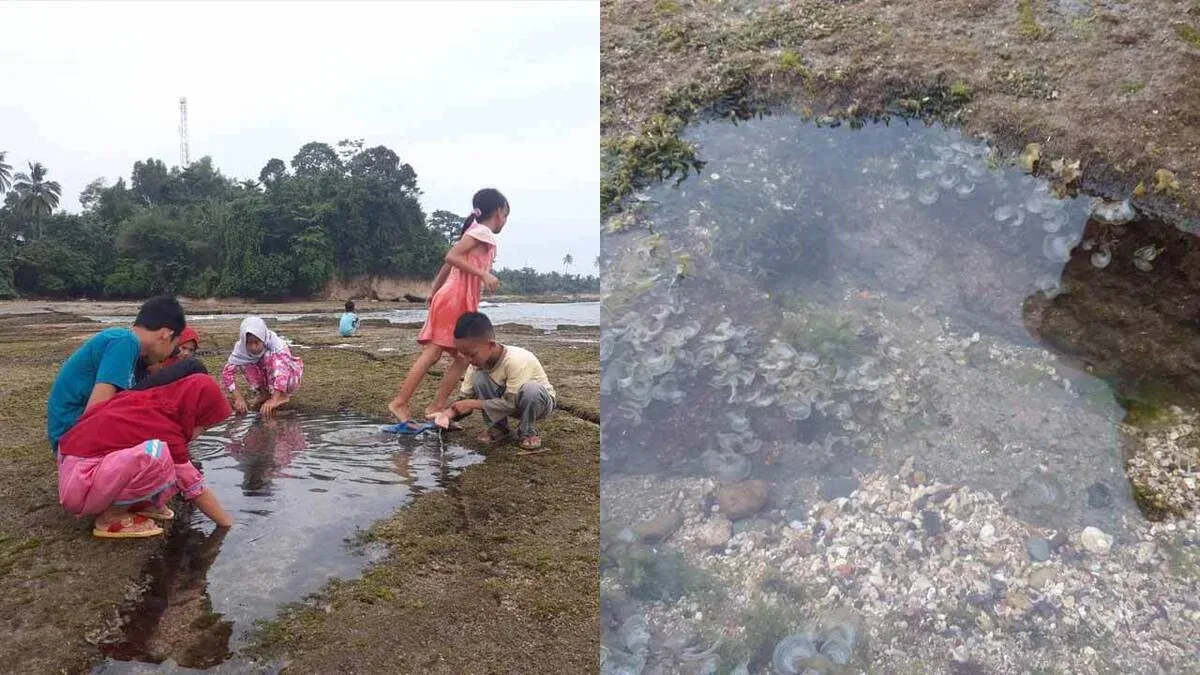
[93,411,482,671]
[85,301,601,330]
[600,114,1200,672]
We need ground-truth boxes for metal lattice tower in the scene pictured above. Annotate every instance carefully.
[178,97,190,167]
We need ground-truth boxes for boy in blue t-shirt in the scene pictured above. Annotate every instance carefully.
[46,296,186,454]
[339,300,360,337]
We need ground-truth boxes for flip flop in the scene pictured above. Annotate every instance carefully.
[518,436,544,452]
[381,420,438,436]
[93,514,164,539]
[132,505,175,521]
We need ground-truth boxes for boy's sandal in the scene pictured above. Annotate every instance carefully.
[132,504,175,521]
[517,435,546,455]
[93,514,164,539]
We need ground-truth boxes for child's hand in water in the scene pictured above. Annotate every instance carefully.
[232,393,248,415]
[482,272,500,292]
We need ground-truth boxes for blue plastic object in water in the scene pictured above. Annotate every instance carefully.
[381,421,437,436]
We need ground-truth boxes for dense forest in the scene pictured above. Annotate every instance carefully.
[0,142,598,300]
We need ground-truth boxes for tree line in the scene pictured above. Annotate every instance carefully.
[0,143,598,300]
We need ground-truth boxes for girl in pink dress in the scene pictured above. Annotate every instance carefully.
[388,188,508,426]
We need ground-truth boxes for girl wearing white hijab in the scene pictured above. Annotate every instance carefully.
[220,317,304,417]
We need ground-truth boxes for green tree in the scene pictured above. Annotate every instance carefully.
[428,209,464,245]
[291,142,343,179]
[0,151,11,194]
[562,253,573,275]
[12,162,62,238]
[259,158,288,187]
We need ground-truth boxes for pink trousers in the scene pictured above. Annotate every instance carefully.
[57,440,206,517]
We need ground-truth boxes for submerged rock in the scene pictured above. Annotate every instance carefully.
[1080,526,1113,555]
[1026,537,1051,562]
[633,511,684,542]
[717,480,769,520]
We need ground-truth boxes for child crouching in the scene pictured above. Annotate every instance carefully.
[221,317,304,417]
[433,311,555,452]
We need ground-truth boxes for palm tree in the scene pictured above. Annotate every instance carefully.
[0,151,11,195]
[562,253,573,275]
[12,162,61,238]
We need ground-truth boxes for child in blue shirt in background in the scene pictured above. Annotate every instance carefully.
[339,300,360,337]
[45,295,186,454]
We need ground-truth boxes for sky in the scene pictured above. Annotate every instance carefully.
[0,1,599,274]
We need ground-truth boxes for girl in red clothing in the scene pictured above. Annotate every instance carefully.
[57,373,235,538]
[387,188,508,427]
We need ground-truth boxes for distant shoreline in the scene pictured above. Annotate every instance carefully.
[0,294,600,317]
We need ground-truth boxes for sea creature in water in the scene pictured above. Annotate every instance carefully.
[1090,248,1112,269]
[702,450,751,483]
[936,172,959,190]
[1133,244,1163,272]
[993,205,1024,228]
[917,185,940,206]
[772,633,818,675]
[1034,274,1064,299]
[1090,198,1136,225]
[1042,234,1075,263]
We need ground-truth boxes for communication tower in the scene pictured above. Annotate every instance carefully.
[179,97,190,167]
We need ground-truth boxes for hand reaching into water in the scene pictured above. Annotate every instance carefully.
[232,393,248,415]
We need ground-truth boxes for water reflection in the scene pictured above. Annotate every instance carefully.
[601,114,1200,673]
[224,416,308,496]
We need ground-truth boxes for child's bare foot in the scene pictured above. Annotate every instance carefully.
[388,399,412,422]
[130,502,175,520]
[477,426,513,446]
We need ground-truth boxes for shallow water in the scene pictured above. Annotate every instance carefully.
[85,301,600,330]
[600,114,1200,672]
[93,411,482,671]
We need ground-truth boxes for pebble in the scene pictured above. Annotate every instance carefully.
[979,523,996,545]
[1080,527,1113,555]
[1026,537,1051,562]
[698,516,733,550]
[717,480,770,521]
[1029,567,1056,590]
[1005,590,1033,612]
[632,511,684,542]
[921,510,943,537]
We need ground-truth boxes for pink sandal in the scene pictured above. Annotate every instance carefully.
[93,514,164,539]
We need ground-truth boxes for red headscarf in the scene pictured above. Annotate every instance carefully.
[177,326,200,349]
[156,326,201,371]
[58,373,232,464]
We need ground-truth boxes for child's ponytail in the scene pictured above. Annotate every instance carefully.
[459,208,482,238]
[458,188,510,239]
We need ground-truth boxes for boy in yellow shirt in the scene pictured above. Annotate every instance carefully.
[434,312,555,452]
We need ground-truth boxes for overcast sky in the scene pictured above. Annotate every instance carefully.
[0,1,598,274]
